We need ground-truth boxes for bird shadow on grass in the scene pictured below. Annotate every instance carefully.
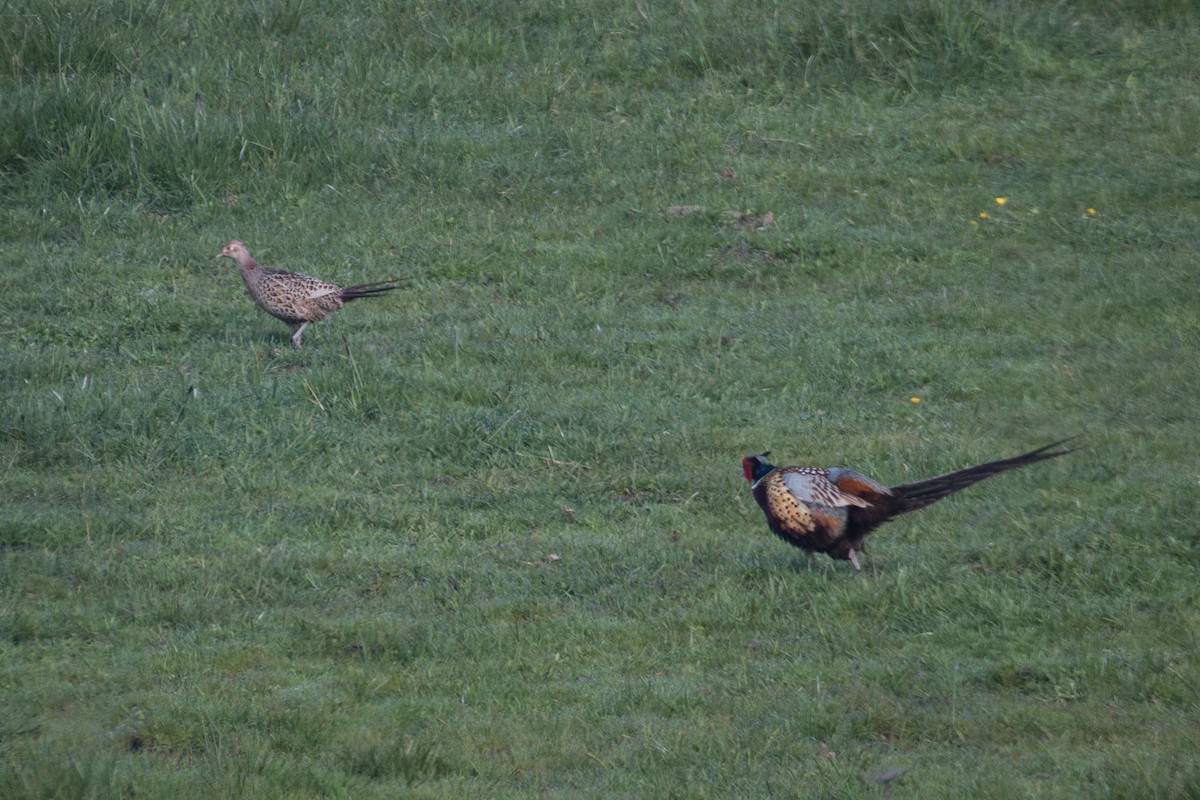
[734,548,898,585]
[737,550,834,578]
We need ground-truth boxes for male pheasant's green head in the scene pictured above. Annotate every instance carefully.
[742,453,775,483]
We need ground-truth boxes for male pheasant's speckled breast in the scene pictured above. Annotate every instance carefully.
[763,472,815,536]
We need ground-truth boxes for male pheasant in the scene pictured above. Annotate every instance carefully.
[742,440,1075,570]
[218,240,397,348]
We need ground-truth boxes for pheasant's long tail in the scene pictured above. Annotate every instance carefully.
[888,438,1078,516]
[340,280,399,301]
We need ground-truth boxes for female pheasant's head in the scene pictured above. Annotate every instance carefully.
[218,239,253,266]
[742,453,775,483]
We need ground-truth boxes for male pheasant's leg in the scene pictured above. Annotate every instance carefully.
[291,322,309,349]
[848,550,862,572]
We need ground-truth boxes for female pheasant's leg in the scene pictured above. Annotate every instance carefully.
[291,322,309,348]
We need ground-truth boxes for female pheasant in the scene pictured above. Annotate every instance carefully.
[218,240,397,348]
[742,440,1075,570]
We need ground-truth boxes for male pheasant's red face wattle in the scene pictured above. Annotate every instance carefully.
[742,457,756,483]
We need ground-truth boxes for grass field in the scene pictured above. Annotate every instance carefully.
[2,1,1199,797]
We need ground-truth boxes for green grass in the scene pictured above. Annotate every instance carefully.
[3,0,1199,796]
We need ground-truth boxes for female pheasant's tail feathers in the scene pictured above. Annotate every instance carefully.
[888,438,1079,516]
[339,280,399,301]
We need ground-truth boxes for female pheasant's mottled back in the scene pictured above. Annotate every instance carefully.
[218,239,398,348]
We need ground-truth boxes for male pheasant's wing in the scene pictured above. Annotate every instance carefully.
[780,468,879,509]
[825,468,892,504]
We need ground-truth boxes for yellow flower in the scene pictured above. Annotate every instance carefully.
[1086,207,1097,216]
[995,197,1007,206]
[910,397,921,404]
[969,220,979,227]
[979,212,988,219]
